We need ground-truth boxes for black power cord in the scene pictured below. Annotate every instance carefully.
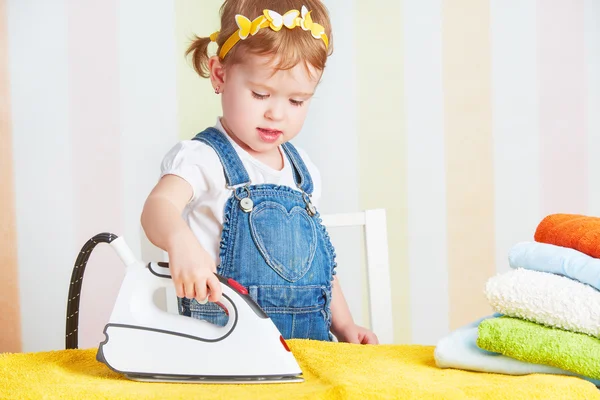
[65,233,118,349]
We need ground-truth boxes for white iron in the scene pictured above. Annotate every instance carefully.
[95,236,304,384]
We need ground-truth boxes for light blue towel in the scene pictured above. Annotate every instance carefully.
[508,241,600,291]
[434,314,600,386]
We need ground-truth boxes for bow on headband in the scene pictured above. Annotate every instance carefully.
[212,6,329,59]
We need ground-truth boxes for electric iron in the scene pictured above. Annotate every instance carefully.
[68,233,304,384]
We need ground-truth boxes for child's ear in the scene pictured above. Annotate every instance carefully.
[208,56,226,88]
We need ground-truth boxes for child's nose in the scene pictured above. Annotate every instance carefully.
[265,101,285,121]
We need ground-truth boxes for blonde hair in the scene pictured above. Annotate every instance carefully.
[186,0,333,78]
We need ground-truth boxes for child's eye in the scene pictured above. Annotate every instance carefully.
[290,99,304,107]
[252,91,269,100]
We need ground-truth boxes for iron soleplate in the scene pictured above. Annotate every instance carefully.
[124,373,304,384]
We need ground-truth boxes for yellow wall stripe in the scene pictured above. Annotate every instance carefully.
[356,0,409,342]
[443,0,495,329]
[175,0,222,140]
[0,0,22,353]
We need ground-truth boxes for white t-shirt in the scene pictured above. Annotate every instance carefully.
[160,119,322,264]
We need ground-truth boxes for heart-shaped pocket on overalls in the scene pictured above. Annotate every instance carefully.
[249,201,317,282]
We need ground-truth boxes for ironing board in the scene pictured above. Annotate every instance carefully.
[1,339,598,399]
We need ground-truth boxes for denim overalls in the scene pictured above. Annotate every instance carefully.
[179,128,337,341]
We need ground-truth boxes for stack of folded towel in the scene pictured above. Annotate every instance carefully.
[435,213,600,385]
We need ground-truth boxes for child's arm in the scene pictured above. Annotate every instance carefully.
[141,175,222,303]
[330,276,379,344]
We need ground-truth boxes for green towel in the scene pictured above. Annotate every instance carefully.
[477,316,600,380]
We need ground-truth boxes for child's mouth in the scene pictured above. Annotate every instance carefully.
[257,128,282,143]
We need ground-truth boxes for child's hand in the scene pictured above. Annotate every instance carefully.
[335,324,379,345]
[167,232,222,304]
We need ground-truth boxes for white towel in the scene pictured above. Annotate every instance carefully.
[485,268,600,338]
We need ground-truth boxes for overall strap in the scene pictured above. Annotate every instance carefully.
[281,142,314,195]
[192,128,251,187]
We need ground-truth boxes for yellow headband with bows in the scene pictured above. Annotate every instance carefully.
[211,5,329,59]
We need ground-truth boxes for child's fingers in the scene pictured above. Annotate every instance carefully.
[194,280,208,303]
[372,333,380,344]
[362,331,379,345]
[207,275,222,302]
[184,281,196,299]
[174,282,185,298]
[348,335,360,344]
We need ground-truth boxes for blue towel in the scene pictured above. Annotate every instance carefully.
[434,314,600,386]
[508,241,600,291]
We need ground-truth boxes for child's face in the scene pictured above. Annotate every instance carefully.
[218,54,321,156]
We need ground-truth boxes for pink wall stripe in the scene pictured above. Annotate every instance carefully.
[585,0,600,218]
[538,0,587,215]
[67,0,124,349]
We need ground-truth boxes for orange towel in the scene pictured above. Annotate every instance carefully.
[534,214,600,259]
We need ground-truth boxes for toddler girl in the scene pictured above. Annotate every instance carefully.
[142,0,378,345]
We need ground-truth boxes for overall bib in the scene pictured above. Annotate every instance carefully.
[179,128,337,341]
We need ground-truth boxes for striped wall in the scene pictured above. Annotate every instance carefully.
[1,0,599,352]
